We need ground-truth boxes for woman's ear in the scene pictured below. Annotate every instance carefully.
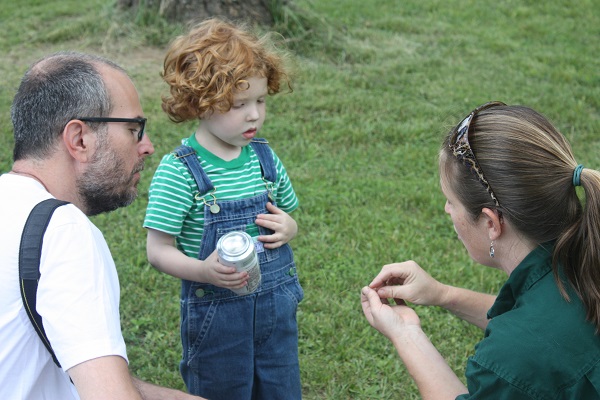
[62,119,93,162]
[481,207,503,241]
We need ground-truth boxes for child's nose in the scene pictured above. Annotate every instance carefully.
[247,104,260,121]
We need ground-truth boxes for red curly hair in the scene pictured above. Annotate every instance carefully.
[161,18,291,123]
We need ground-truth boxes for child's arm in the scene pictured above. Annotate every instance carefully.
[146,228,249,289]
[255,202,298,249]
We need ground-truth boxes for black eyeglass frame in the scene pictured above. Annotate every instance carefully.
[449,101,506,207]
[77,117,147,142]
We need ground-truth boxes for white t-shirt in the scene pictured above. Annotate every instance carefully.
[0,173,128,399]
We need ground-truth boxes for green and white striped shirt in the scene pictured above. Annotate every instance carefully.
[143,134,299,258]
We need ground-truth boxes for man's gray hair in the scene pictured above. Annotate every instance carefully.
[11,51,127,161]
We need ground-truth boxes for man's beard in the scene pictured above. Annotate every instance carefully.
[77,143,144,216]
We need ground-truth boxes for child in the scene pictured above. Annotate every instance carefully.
[143,18,303,400]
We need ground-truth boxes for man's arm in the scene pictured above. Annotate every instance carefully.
[132,376,206,400]
[68,355,204,400]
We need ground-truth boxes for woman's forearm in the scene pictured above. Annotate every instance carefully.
[439,285,496,330]
[390,326,467,400]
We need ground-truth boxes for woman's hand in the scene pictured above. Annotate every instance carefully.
[369,261,449,308]
[361,285,421,341]
[368,260,495,330]
[362,261,469,399]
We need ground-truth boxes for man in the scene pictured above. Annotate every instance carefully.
[0,52,204,399]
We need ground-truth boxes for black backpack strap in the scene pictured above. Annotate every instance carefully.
[19,198,70,368]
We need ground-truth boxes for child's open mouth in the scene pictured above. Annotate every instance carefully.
[243,129,257,139]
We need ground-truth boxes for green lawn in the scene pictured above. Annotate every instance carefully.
[1,0,599,398]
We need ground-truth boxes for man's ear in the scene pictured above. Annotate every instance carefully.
[481,207,503,241]
[63,119,94,162]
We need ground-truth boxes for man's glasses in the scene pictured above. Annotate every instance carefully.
[449,101,506,207]
[77,117,147,142]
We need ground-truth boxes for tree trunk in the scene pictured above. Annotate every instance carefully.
[117,0,277,26]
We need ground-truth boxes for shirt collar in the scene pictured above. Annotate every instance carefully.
[487,242,554,319]
[186,133,249,167]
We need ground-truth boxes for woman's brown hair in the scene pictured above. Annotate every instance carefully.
[440,104,600,330]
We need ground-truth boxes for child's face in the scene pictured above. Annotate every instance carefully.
[197,76,268,151]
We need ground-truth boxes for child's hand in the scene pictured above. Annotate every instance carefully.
[255,202,298,249]
[198,249,249,289]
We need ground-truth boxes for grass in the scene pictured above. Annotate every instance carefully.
[1,0,599,398]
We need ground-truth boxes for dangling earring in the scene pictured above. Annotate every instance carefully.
[489,241,495,258]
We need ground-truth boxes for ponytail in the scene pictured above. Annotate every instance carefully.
[555,168,600,331]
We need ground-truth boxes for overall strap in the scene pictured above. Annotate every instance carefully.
[19,198,70,368]
[173,145,215,194]
[250,138,277,183]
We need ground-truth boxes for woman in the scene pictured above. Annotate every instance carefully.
[361,102,600,399]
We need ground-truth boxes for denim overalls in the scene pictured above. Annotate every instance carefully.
[173,139,303,400]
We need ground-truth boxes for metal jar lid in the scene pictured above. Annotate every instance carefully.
[219,232,251,256]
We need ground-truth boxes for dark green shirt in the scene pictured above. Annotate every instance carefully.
[456,243,600,399]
